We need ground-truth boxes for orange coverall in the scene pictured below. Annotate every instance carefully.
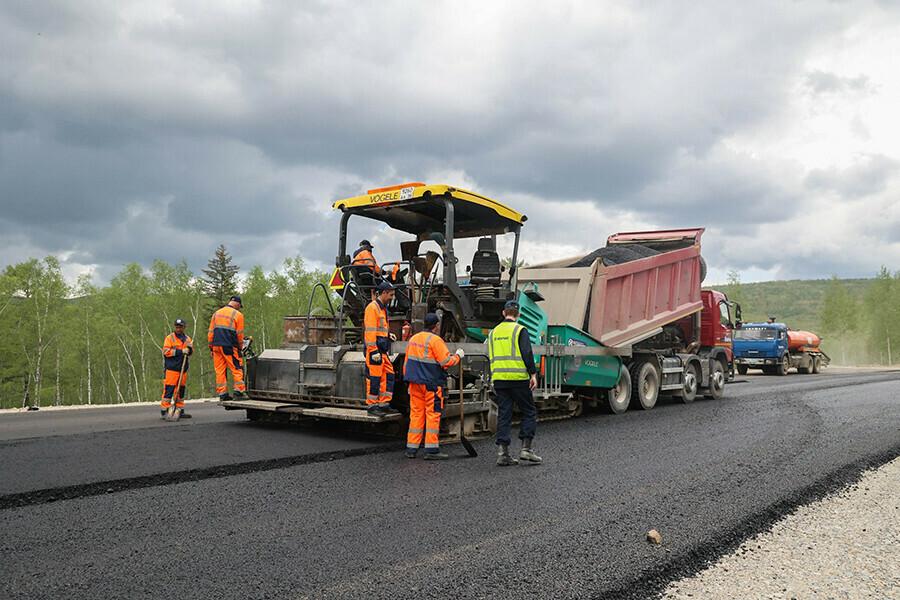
[208,306,245,396]
[162,332,193,409]
[364,297,393,405]
[352,247,380,275]
[403,331,460,453]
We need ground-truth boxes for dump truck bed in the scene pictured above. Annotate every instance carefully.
[518,229,705,347]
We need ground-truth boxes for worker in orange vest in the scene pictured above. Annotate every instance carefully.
[161,318,193,418]
[208,295,246,401]
[365,281,399,416]
[403,312,463,459]
[352,239,381,281]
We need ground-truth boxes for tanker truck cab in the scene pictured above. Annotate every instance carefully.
[733,323,789,375]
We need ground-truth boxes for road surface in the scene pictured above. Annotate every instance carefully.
[1,369,898,599]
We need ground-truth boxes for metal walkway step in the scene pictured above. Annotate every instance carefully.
[220,400,401,422]
[300,407,402,422]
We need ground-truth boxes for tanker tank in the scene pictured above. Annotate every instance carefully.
[787,330,821,351]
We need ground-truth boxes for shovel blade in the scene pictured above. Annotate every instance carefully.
[460,434,477,457]
[164,406,180,422]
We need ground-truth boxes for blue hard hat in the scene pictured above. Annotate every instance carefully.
[424,313,440,328]
[504,300,519,310]
[377,281,395,292]
[174,318,186,326]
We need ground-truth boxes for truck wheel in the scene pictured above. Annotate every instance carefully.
[699,256,707,283]
[680,362,698,403]
[812,356,820,374]
[606,366,631,414]
[704,359,726,399]
[629,361,659,410]
[736,364,748,375]
[777,353,790,376]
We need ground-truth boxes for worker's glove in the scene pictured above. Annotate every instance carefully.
[369,352,382,365]
[184,347,193,356]
[455,348,465,358]
[389,333,397,342]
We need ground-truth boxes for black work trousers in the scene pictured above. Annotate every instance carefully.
[494,382,537,446]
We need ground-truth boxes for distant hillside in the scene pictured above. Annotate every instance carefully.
[723,278,873,332]
[719,278,876,366]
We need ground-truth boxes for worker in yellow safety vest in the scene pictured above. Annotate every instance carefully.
[487,300,541,466]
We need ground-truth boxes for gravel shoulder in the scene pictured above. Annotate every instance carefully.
[663,456,900,600]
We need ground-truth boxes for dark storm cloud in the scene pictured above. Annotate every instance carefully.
[1,0,896,285]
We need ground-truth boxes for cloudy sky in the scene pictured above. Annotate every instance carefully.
[2,0,899,288]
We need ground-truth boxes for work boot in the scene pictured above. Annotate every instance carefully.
[405,450,418,459]
[178,410,192,419]
[518,438,542,464]
[367,404,386,416]
[161,409,167,419]
[424,451,449,460]
[233,390,246,399]
[496,444,518,467]
[218,393,232,402]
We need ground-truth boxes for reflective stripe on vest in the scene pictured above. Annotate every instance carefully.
[488,321,529,380]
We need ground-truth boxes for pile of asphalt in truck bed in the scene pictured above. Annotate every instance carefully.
[569,244,661,268]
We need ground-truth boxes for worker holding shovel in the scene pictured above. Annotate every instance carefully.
[403,312,463,460]
[161,318,194,419]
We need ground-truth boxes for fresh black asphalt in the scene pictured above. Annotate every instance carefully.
[1,370,898,599]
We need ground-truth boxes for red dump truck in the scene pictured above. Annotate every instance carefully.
[518,228,741,412]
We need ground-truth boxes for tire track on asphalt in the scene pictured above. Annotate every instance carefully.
[0,441,402,510]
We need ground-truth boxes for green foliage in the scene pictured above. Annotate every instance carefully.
[721,271,896,366]
[723,268,744,309]
[201,245,240,317]
[0,253,328,409]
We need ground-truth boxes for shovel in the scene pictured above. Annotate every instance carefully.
[458,360,477,457]
[165,354,188,422]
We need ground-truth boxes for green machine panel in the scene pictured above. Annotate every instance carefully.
[547,324,622,389]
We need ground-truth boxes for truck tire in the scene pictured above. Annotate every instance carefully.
[606,366,632,414]
[629,361,659,410]
[812,356,820,374]
[777,353,790,376]
[680,362,699,403]
[798,359,811,374]
[736,364,748,375]
[699,256,707,283]
[704,359,726,399]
